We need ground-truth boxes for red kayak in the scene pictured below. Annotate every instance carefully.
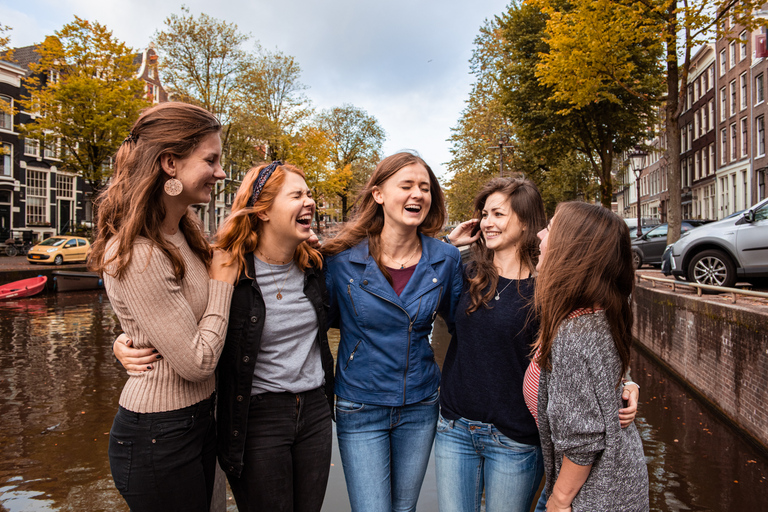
[0,276,48,300]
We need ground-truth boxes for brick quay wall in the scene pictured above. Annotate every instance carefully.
[632,284,768,451]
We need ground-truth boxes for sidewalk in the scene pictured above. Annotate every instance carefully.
[0,255,87,286]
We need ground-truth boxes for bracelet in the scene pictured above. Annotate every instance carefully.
[442,234,452,245]
[623,380,640,390]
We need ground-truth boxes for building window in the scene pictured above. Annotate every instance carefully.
[0,95,12,131]
[741,117,748,157]
[703,106,708,134]
[730,80,737,115]
[720,49,727,75]
[688,123,693,150]
[56,174,74,199]
[757,74,765,105]
[730,41,736,68]
[708,66,715,90]
[1,142,11,176]
[688,85,694,110]
[740,30,748,60]
[740,73,748,110]
[721,128,728,164]
[26,169,48,225]
[44,138,58,160]
[758,116,765,156]
[709,100,715,131]
[695,109,700,138]
[731,123,737,161]
[24,138,40,157]
[721,87,727,120]
[681,127,686,153]
[694,80,700,102]
[695,150,701,180]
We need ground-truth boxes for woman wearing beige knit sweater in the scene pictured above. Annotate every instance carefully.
[89,102,238,512]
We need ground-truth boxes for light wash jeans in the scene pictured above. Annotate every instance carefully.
[335,390,440,512]
[435,414,544,512]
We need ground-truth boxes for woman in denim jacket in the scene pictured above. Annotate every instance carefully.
[322,151,463,512]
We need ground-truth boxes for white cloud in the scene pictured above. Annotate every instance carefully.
[4,0,510,178]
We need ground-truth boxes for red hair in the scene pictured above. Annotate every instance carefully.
[214,163,322,274]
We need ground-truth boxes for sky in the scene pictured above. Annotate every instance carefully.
[1,0,512,181]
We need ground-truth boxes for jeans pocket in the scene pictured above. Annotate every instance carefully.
[436,414,452,433]
[335,398,365,413]
[152,416,195,441]
[419,389,440,405]
[108,435,132,493]
[493,432,537,453]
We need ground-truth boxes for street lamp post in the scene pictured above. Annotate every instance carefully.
[487,132,515,177]
[628,146,648,239]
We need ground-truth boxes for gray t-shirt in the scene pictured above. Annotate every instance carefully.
[251,255,323,395]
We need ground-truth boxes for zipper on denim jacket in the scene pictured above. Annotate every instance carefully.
[361,287,421,405]
[431,286,443,321]
[345,339,363,370]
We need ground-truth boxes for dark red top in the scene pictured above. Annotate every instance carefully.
[387,265,416,296]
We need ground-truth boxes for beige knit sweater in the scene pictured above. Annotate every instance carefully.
[104,231,233,413]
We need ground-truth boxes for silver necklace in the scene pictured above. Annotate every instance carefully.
[495,279,513,300]
[383,241,421,269]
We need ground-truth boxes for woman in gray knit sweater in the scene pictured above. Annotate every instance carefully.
[532,202,649,512]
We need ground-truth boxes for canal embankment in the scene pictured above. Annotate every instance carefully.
[632,281,768,454]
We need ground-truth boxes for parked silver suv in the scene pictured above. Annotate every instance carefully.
[663,197,768,288]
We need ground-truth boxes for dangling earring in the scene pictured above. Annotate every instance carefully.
[164,177,183,196]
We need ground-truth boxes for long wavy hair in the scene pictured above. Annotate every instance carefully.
[321,151,445,283]
[534,202,635,383]
[214,163,322,274]
[465,177,546,314]
[89,102,221,280]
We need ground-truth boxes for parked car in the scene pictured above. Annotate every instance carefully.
[662,197,768,288]
[624,217,661,238]
[632,220,711,268]
[26,236,91,265]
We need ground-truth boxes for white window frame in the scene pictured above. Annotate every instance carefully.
[758,116,765,157]
[740,30,748,60]
[1,142,12,176]
[730,41,737,68]
[0,95,12,132]
[721,128,728,164]
[720,49,727,76]
[26,169,49,225]
[741,117,748,157]
[740,72,748,110]
[721,87,727,120]
[730,80,737,116]
[731,123,738,161]
[24,138,40,157]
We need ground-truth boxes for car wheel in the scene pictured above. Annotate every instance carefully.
[54,255,64,265]
[687,249,736,288]
[632,250,643,269]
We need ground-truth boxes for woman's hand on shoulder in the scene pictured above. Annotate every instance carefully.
[447,219,480,247]
[209,249,239,285]
[619,383,640,428]
[306,229,321,250]
[114,333,160,372]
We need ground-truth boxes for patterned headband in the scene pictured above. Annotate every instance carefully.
[247,161,282,207]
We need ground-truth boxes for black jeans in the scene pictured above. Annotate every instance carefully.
[227,387,333,512]
[108,394,216,512]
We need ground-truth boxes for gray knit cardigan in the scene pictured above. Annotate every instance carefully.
[537,311,649,511]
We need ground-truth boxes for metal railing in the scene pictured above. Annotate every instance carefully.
[637,274,768,303]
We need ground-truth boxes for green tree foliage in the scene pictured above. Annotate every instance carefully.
[316,104,385,220]
[20,17,149,194]
[536,0,762,243]
[237,47,312,162]
[499,0,664,208]
[154,6,251,233]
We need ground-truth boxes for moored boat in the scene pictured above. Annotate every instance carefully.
[0,276,48,300]
[53,271,104,292]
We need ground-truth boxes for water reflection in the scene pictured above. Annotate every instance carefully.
[0,293,766,511]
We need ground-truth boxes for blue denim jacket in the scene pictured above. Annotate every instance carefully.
[326,233,463,406]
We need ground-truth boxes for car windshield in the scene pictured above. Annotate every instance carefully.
[38,238,67,247]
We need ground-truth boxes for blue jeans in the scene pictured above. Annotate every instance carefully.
[435,414,544,512]
[335,390,440,512]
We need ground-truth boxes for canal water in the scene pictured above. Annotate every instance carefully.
[0,291,766,511]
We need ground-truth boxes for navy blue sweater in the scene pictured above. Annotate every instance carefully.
[439,276,540,446]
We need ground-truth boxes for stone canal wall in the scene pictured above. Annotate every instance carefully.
[632,284,768,451]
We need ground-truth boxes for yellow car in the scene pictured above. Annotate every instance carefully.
[27,236,91,265]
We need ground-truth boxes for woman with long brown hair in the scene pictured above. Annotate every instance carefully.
[529,202,648,512]
[90,102,237,512]
[435,177,547,512]
[322,151,463,512]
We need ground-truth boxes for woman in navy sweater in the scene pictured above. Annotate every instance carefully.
[436,177,546,512]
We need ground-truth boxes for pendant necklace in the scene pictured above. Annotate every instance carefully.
[258,250,293,300]
[495,279,513,300]
[383,241,421,269]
